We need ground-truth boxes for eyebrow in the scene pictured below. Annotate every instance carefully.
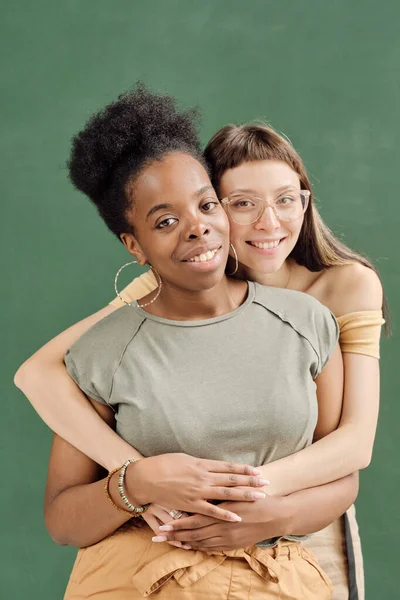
[146,203,172,220]
[228,185,299,196]
[194,185,215,197]
[146,186,216,220]
[275,185,299,194]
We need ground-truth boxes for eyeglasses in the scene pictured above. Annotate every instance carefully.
[220,190,310,225]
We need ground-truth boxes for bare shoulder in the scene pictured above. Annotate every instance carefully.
[320,263,383,316]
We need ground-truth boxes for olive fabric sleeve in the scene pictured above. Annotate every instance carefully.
[312,304,340,377]
[64,306,146,406]
[253,286,339,378]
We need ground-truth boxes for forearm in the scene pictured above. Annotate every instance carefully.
[45,472,136,547]
[259,423,366,496]
[281,472,359,537]
[15,306,140,470]
[17,361,139,470]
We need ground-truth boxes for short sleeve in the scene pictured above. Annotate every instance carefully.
[64,305,146,407]
[252,284,340,379]
[65,338,111,406]
[312,307,340,377]
[110,270,158,308]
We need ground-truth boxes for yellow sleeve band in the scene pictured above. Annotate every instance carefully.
[337,310,385,359]
[110,270,158,308]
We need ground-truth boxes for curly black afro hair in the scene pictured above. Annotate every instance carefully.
[68,82,205,239]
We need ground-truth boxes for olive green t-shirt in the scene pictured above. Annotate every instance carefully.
[66,281,338,467]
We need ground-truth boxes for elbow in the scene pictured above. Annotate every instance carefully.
[356,442,373,470]
[44,504,76,547]
[48,532,69,547]
[14,357,40,393]
[14,362,27,391]
[44,504,94,549]
[348,472,360,506]
[344,433,374,471]
[358,452,372,470]
[44,516,70,547]
[45,518,82,548]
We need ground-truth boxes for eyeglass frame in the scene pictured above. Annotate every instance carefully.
[220,189,311,224]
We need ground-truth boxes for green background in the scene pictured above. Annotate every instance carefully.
[2,1,398,598]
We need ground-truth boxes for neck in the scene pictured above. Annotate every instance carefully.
[145,276,247,321]
[236,259,293,289]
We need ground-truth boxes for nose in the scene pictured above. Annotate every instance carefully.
[255,206,280,231]
[184,214,210,240]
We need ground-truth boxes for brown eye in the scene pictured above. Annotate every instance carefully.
[202,200,219,212]
[156,217,178,229]
[276,196,296,205]
[232,199,255,209]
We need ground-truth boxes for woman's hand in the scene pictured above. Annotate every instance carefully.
[127,454,269,522]
[152,496,289,552]
[142,505,191,549]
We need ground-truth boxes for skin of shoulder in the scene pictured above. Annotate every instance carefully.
[311,262,383,317]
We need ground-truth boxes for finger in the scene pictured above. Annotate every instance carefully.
[211,473,269,488]
[192,535,226,550]
[153,505,190,524]
[151,505,176,524]
[205,460,261,476]
[159,515,214,532]
[195,501,242,522]
[146,515,188,549]
[167,540,190,549]
[155,525,218,544]
[144,514,163,535]
[206,486,267,502]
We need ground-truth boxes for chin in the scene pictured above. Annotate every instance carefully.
[186,270,227,291]
[246,257,285,275]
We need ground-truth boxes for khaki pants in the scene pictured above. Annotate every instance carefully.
[303,506,364,600]
[64,526,332,599]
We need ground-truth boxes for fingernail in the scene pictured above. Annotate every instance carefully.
[259,479,270,485]
[159,525,174,531]
[252,492,266,499]
[251,468,261,475]
[152,536,168,542]
[182,545,192,550]
[231,514,242,522]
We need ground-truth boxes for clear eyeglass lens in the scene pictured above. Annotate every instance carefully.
[226,192,308,224]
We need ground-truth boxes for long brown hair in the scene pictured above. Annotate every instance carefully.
[204,122,389,329]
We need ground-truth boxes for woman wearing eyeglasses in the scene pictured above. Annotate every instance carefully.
[15,101,384,600]
[110,126,384,599]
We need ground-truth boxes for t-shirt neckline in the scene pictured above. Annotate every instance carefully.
[131,281,256,327]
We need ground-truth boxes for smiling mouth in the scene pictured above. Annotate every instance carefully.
[247,239,285,250]
[183,247,221,263]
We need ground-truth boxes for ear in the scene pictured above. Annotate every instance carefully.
[120,233,148,266]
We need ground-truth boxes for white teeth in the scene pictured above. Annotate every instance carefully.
[187,248,218,263]
[250,240,281,249]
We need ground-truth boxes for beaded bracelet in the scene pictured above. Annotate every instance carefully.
[118,459,150,516]
[104,466,136,518]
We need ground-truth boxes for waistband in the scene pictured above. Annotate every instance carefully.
[132,537,304,596]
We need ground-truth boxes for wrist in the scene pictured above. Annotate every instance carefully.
[258,496,294,540]
[124,458,152,506]
[277,495,296,538]
[107,470,133,515]
[256,465,279,496]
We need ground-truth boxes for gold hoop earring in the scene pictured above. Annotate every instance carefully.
[227,243,239,276]
[114,261,162,309]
